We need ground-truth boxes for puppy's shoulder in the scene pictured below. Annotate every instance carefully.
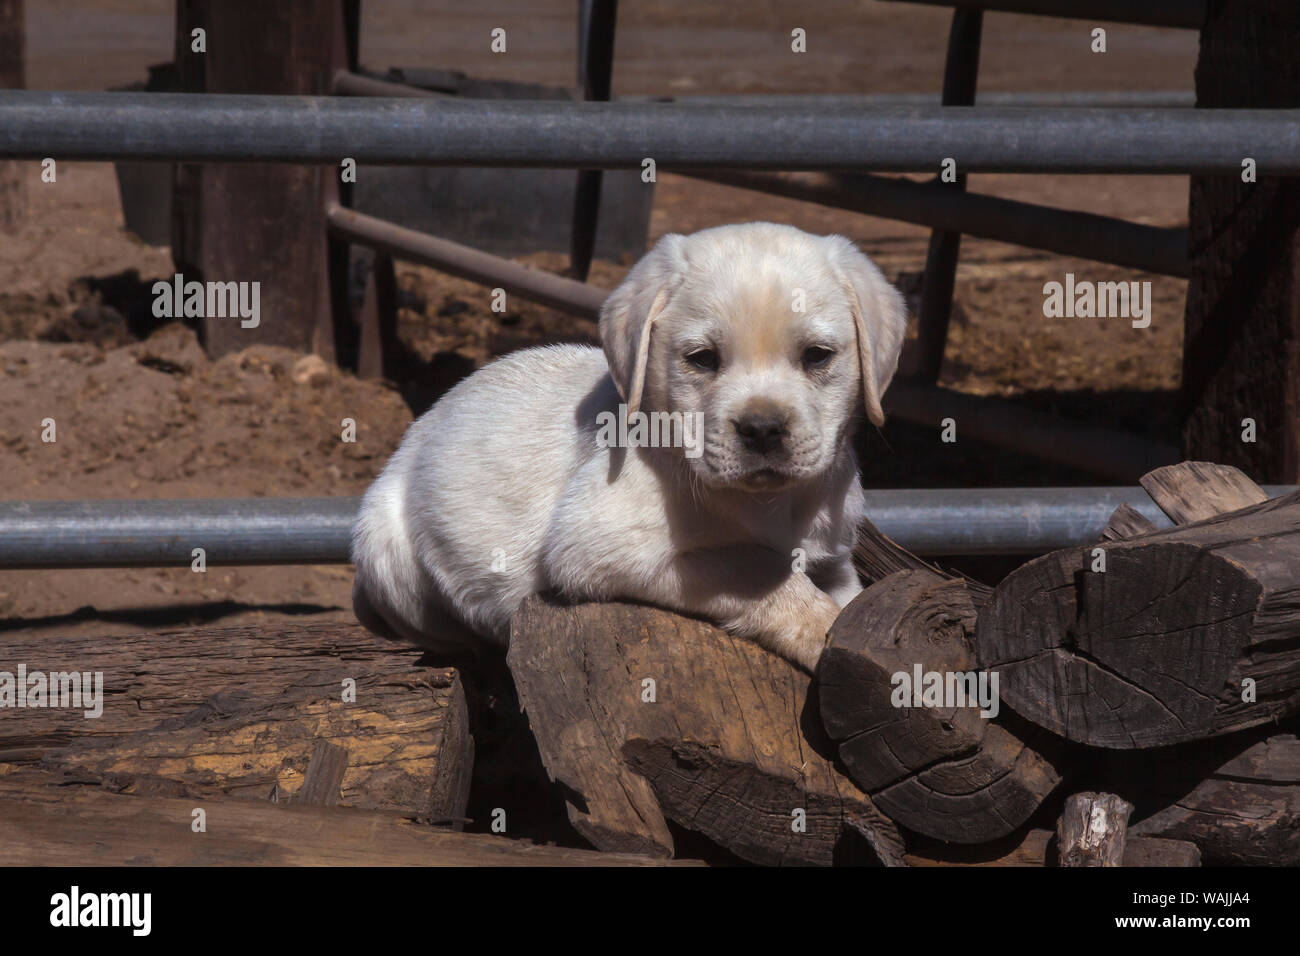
[412,344,609,424]
[488,342,606,374]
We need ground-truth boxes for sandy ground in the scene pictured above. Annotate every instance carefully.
[2,2,1195,640]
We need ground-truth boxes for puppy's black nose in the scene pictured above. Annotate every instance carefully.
[733,413,788,454]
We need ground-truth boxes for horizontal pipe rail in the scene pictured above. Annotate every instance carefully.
[328,79,1192,274]
[1,488,1293,567]
[0,498,357,569]
[2,93,1297,173]
[683,169,1189,277]
[881,0,1206,29]
[326,205,607,320]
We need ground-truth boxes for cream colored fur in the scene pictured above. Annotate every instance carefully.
[351,222,907,671]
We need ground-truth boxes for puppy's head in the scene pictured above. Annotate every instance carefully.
[600,223,906,492]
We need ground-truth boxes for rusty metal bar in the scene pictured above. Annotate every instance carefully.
[325,204,607,320]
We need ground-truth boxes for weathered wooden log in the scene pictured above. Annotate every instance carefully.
[853,517,944,583]
[854,517,991,604]
[1100,502,1157,541]
[1077,468,1300,866]
[0,622,473,820]
[822,570,986,789]
[906,829,1200,867]
[1128,732,1300,865]
[978,489,1300,747]
[819,569,1062,843]
[1140,461,1268,524]
[1122,836,1203,867]
[1057,792,1133,867]
[0,777,690,866]
[297,740,350,807]
[507,597,905,866]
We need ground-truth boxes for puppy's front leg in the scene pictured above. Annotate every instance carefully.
[716,569,842,673]
[637,547,842,673]
[811,555,864,610]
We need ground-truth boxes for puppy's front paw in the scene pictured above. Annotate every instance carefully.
[787,592,842,673]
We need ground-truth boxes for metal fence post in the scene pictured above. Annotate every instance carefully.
[568,0,618,281]
[913,7,983,383]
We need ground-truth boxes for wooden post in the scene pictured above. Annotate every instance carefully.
[171,1,346,359]
[0,0,24,232]
[1182,2,1300,482]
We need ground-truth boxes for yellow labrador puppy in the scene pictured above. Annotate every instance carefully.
[351,222,906,671]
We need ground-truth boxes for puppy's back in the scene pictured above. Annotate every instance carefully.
[352,344,612,647]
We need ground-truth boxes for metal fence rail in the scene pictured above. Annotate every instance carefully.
[684,170,1189,277]
[327,205,607,320]
[0,499,357,570]
[1,488,1294,567]
[2,92,1297,173]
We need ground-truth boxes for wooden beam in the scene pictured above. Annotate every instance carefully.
[356,252,397,380]
[0,783,691,866]
[0,621,472,820]
[906,829,1200,866]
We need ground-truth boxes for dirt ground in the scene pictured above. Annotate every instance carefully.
[1,2,1196,646]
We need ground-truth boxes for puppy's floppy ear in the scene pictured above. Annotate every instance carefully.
[600,233,687,416]
[822,235,908,428]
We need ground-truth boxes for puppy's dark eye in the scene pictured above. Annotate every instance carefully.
[802,346,834,369]
[685,348,720,372]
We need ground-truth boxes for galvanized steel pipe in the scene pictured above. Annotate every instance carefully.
[1,92,1296,173]
[0,498,357,570]
[326,205,607,320]
[681,170,1190,277]
[0,488,1293,567]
